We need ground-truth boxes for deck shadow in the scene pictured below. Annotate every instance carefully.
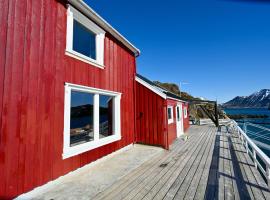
[204,131,252,200]
[204,134,220,199]
[227,135,252,199]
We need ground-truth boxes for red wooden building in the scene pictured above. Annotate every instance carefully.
[0,0,140,198]
[135,74,190,149]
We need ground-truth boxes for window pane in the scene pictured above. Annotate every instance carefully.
[73,20,96,59]
[70,91,94,146]
[177,107,180,121]
[168,108,172,119]
[99,95,113,138]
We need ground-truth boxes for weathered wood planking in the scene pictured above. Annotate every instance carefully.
[94,125,270,200]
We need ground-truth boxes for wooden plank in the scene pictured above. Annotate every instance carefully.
[225,131,240,200]
[218,132,225,200]
[228,131,255,199]
[163,127,214,200]
[94,126,206,200]
[194,128,219,200]
[232,133,270,200]
[129,127,213,200]
[223,132,235,200]
[230,132,269,199]
[4,0,27,197]
[181,127,217,200]
[101,136,195,200]
[203,129,221,199]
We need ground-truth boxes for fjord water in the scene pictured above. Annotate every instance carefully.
[224,108,270,157]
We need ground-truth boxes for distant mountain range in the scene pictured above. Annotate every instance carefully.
[223,89,270,108]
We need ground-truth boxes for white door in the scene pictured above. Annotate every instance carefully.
[176,104,184,137]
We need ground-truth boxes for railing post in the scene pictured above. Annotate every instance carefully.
[245,140,249,154]
[243,122,247,134]
[253,150,257,169]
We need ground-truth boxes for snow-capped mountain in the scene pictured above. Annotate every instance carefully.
[223,89,270,108]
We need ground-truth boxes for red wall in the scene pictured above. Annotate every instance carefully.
[0,1,136,199]
[166,99,178,146]
[183,103,190,132]
[135,82,167,148]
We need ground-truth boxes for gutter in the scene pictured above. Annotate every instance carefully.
[67,0,140,57]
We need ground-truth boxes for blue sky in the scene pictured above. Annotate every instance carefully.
[86,0,270,103]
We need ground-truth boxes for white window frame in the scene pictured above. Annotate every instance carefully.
[63,83,121,159]
[66,5,105,69]
[184,107,188,118]
[167,106,174,124]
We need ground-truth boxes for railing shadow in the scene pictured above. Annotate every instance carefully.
[204,130,252,199]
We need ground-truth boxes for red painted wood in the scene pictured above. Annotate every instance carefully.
[183,103,190,131]
[135,82,167,148]
[0,0,9,197]
[0,1,137,198]
[166,99,177,146]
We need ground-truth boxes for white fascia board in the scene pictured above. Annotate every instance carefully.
[135,77,167,99]
[167,96,187,103]
[67,0,140,57]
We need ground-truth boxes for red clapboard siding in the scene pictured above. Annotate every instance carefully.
[135,82,167,148]
[0,0,9,196]
[0,1,137,199]
[183,103,190,131]
[166,99,177,146]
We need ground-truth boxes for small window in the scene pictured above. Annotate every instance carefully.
[66,6,105,68]
[184,107,188,118]
[73,20,96,60]
[168,106,174,124]
[63,83,121,159]
[177,107,180,121]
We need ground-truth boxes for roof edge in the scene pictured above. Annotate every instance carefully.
[135,76,167,99]
[67,0,140,57]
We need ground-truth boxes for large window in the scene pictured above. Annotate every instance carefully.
[66,6,105,68]
[63,83,121,159]
[168,106,174,124]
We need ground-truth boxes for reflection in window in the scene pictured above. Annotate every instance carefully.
[70,91,94,146]
[99,95,113,138]
[73,19,96,59]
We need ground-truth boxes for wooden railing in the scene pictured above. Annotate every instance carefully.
[229,120,270,185]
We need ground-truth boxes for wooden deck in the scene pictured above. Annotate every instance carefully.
[94,125,270,200]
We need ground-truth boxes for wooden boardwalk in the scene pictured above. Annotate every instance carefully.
[94,125,270,200]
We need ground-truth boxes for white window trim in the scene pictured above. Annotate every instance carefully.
[184,107,188,118]
[168,106,174,124]
[63,83,121,159]
[66,5,105,69]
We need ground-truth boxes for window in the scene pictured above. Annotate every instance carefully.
[66,6,105,68]
[168,106,174,124]
[73,20,96,60]
[184,107,188,118]
[63,83,121,159]
[70,91,94,147]
[176,106,180,121]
